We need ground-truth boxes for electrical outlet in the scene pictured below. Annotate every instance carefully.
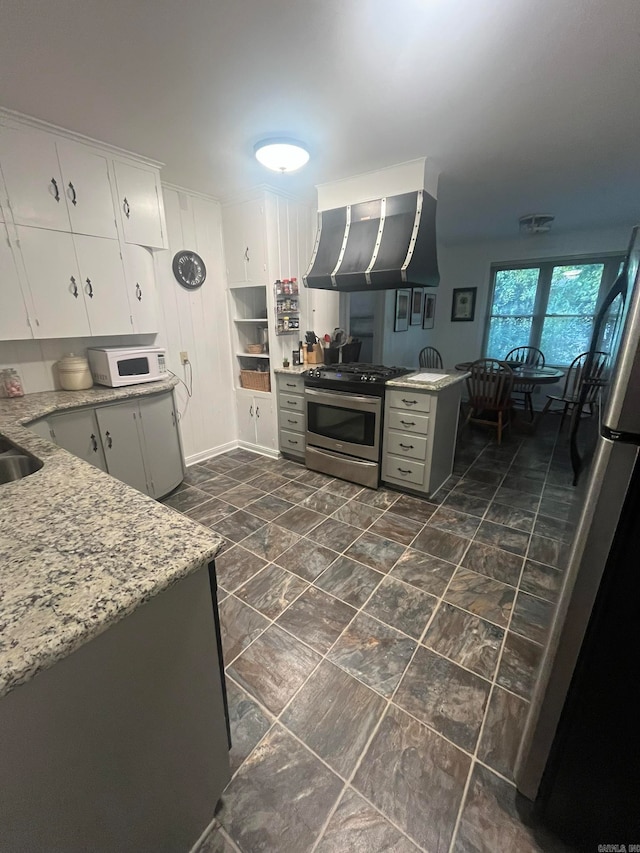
[180,351,189,365]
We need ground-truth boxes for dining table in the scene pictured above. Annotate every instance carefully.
[454,361,566,432]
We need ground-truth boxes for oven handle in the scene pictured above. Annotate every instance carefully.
[304,387,381,411]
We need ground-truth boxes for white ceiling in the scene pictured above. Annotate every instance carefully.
[1,0,639,242]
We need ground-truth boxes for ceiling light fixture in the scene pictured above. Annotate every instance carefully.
[519,213,555,235]
[254,138,310,173]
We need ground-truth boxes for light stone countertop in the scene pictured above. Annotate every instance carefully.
[0,378,223,699]
[273,365,308,376]
[387,370,469,391]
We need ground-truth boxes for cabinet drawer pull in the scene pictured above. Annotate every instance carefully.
[400,420,415,426]
[51,177,60,202]
[399,443,414,449]
[85,277,94,298]
[68,181,77,206]
[286,382,297,387]
[244,246,250,262]
[397,467,412,474]
[256,406,260,418]
[105,431,113,449]
[135,282,142,301]
[286,399,297,405]
[287,418,297,424]
[70,276,78,298]
[402,399,418,406]
[90,433,98,453]
[288,439,299,445]
[249,405,253,417]
[123,197,131,218]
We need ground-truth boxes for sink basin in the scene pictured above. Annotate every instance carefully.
[0,454,43,484]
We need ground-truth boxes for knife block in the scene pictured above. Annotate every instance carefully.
[306,344,323,364]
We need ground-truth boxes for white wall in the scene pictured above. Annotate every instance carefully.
[155,186,236,464]
[379,225,632,371]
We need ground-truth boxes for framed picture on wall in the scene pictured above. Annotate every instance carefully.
[423,293,436,329]
[394,288,410,332]
[410,288,424,325]
[451,287,477,322]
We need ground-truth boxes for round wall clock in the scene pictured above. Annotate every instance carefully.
[172,250,207,290]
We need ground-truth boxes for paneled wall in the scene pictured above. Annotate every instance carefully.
[155,186,236,463]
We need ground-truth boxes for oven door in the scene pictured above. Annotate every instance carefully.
[305,387,381,462]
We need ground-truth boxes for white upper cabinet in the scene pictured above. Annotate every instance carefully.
[73,234,131,336]
[16,226,90,338]
[0,223,31,340]
[222,198,267,285]
[56,141,117,239]
[123,243,158,333]
[0,127,71,232]
[114,161,165,249]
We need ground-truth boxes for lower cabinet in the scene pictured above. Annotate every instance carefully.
[275,372,305,460]
[236,390,276,452]
[382,383,462,496]
[47,390,184,498]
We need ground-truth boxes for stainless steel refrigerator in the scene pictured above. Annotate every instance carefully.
[516,226,640,846]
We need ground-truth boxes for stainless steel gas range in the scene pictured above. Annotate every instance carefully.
[304,364,411,489]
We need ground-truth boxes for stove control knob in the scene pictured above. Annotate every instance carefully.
[360,375,368,381]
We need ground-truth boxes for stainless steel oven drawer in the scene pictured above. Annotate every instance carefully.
[277,374,305,395]
[280,393,304,413]
[386,431,428,461]
[280,429,305,454]
[279,409,304,432]
[382,454,426,486]
[388,410,429,435]
[387,389,431,413]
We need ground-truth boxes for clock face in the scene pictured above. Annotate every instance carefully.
[172,251,207,290]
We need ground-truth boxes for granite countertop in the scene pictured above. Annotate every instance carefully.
[273,365,308,376]
[387,370,469,391]
[0,378,223,699]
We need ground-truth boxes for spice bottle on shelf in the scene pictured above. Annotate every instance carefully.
[1,368,24,398]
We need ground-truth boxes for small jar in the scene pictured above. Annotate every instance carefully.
[1,368,24,398]
[57,353,94,391]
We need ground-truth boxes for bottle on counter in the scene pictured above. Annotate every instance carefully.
[1,368,24,398]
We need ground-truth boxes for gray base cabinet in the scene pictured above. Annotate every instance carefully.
[276,373,305,459]
[382,384,461,496]
[48,390,184,498]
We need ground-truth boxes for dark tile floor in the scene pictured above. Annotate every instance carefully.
[163,427,580,853]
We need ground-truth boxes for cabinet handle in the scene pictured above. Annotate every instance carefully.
[135,282,142,301]
[286,382,296,387]
[85,277,94,298]
[51,177,60,202]
[397,467,411,474]
[402,399,418,406]
[249,405,253,417]
[399,443,414,449]
[288,438,299,445]
[287,418,296,424]
[400,420,415,426]
[90,433,98,453]
[70,276,78,298]
[123,197,131,218]
[244,246,250,262]
[105,431,113,449]
[68,181,77,206]
[256,406,260,418]
[287,400,297,405]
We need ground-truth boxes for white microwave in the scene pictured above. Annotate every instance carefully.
[87,346,167,387]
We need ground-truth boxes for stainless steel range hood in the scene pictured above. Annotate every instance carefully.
[303,167,439,292]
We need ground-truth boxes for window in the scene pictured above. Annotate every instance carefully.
[485,258,623,366]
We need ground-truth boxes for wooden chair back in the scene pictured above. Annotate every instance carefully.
[505,346,545,368]
[466,359,514,411]
[418,347,443,369]
[562,351,609,402]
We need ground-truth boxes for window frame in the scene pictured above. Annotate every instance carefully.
[483,255,623,367]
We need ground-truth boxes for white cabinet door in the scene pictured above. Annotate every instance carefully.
[0,127,71,232]
[138,392,184,498]
[73,234,132,336]
[113,161,164,248]
[222,202,249,283]
[0,224,32,340]
[236,392,257,444]
[254,397,276,451]
[16,226,90,338]
[123,243,158,333]
[244,198,267,284]
[56,141,117,239]
[50,409,107,471]
[95,401,149,494]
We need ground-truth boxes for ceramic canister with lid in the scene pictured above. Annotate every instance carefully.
[57,353,94,391]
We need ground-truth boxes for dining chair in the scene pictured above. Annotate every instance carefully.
[504,346,546,420]
[464,359,515,444]
[541,350,609,429]
[418,346,443,369]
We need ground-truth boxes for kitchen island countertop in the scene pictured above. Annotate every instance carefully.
[0,378,223,699]
[273,364,308,375]
[387,369,469,391]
